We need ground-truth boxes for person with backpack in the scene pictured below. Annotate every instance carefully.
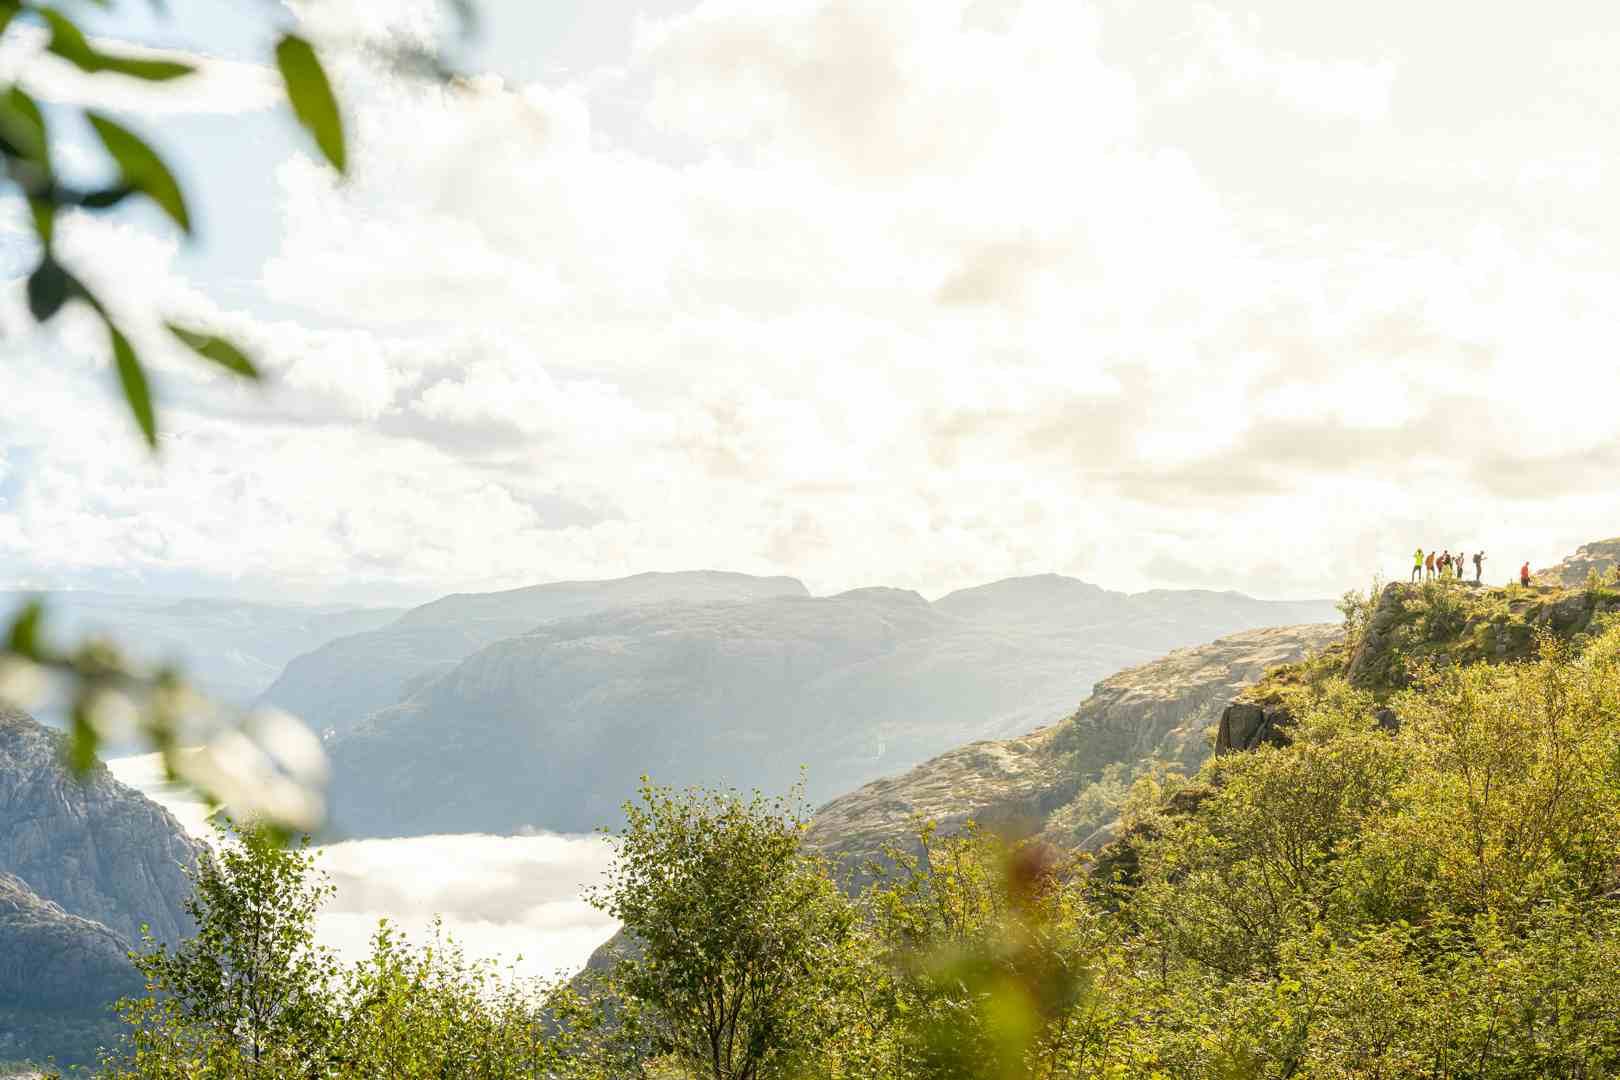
[1425,551,1436,580]
[1440,550,1452,579]
[1412,546,1425,582]
[1473,551,1485,583]
[1520,561,1531,587]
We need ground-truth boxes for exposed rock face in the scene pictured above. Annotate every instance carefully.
[1536,538,1620,588]
[1214,702,1293,754]
[807,624,1341,869]
[1345,582,1409,687]
[0,703,201,944]
[0,873,138,1009]
[324,577,1339,838]
[261,572,811,735]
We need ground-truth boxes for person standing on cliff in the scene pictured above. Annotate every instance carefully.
[1413,547,1425,582]
[1521,561,1532,587]
[1426,551,1436,580]
[1474,551,1485,583]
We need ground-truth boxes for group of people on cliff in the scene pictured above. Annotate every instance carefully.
[1412,548,1488,584]
[1411,548,1541,587]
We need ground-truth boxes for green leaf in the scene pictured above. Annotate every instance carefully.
[275,34,346,174]
[68,695,99,774]
[6,601,44,659]
[27,256,72,321]
[86,113,190,233]
[166,323,260,379]
[0,86,48,165]
[40,9,194,81]
[80,184,135,209]
[109,324,158,448]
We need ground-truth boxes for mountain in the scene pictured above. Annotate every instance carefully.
[806,622,1342,870]
[2,592,401,726]
[0,873,139,1069]
[0,703,204,1068]
[260,571,811,735]
[0,703,201,944]
[1535,537,1620,588]
[321,579,1336,837]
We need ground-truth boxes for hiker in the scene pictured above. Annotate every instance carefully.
[1440,550,1452,579]
[1520,561,1531,587]
[1473,551,1485,583]
[1412,547,1425,582]
[1425,551,1436,580]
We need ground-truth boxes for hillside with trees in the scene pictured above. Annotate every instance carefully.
[37,569,1620,1077]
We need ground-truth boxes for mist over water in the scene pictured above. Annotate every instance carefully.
[108,754,620,980]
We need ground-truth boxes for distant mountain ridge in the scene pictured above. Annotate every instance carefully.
[2,591,401,725]
[260,571,811,735]
[310,572,1336,837]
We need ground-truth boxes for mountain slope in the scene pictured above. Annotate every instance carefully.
[806,623,1341,869]
[0,872,138,1069]
[1535,537,1620,588]
[0,703,201,943]
[324,580,1337,838]
[261,571,810,735]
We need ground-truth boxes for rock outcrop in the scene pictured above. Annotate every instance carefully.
[1213,702,1295,754]
[0,703,201,944]
[807,623,1341,870]
[0,873,138,1009]
[1535,538,1620,588]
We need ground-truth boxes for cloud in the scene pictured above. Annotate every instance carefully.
[0,27,280,115]
[107,755,620,978]
[8,0,1620,606]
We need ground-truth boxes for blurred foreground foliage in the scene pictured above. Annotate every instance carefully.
[0,0,471,830]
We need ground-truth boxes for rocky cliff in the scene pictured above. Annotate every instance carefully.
[806,623,1341,870]
[0,873,139,1010]
[0,703,201,944]
[1535,537,1620,588]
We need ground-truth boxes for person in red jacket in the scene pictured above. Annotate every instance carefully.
[1520,562,1531,587]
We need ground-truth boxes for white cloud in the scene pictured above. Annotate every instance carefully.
[0,26,279,115]
[7,0,1620,606]
[107,754,620,979]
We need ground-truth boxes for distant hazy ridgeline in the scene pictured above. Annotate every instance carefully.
[299,573,1335,837]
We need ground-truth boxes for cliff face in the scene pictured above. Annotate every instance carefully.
[1535,538,1620,588]
[0,703,201,944]
[806,623,1342,869]
[0,873,139,1009]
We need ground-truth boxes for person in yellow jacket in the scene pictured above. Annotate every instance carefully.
[1412,547,1424,582]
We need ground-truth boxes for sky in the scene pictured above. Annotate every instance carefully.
[3,0,1619,607]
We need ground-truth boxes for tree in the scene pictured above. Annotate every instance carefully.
[582,779,856,1080]
[104,819,340,1078]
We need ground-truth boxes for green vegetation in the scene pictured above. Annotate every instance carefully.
[63,614,1620,1075]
